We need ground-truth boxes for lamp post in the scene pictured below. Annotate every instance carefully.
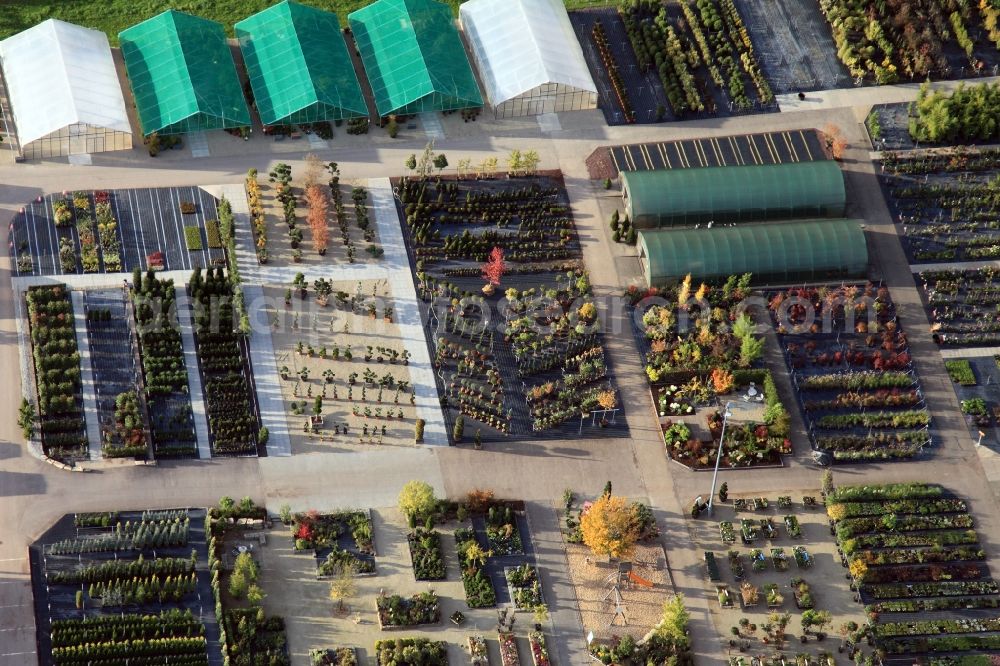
[707,401,734,516]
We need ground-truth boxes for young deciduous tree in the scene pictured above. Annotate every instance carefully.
[655,594,691,648]
[398,480,438,520]
[580,494,640,559]
[328,563,357,611]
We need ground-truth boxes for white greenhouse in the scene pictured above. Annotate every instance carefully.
[0,19,132,159]
[460,0,597,118]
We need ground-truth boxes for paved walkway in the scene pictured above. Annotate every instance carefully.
[70,291,101,461]
[911,259,1000,274]
[174,289,212,459]
[370,178,448,446]
[940,346,1000,359]
[776,74,1000,111]
[244,284,291,457]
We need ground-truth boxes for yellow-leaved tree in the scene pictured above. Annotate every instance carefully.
[581,494,640,560]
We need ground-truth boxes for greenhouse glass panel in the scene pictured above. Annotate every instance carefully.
[637,219,868,285]
[460,0,596,114]
[348,0,482,117]
[236,0,367,126]
[0,19,131,151]
[622,161,846,229]
[119,10,250,135]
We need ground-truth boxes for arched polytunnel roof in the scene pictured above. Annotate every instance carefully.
[459,0,596,107]
[0,19,131,147]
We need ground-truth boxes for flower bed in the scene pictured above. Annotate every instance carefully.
[407,529,445,581]
[27,284,86,461]
[456,529,496,608]
[486,506,523,555]
[376,592,440,628]
[290,510,375,576]
[190,267,257,455]
[829,482,1000,657]
[132,272,196,458]
[395,172,623,442]
[375,638,447,666]
[770,284,930,462]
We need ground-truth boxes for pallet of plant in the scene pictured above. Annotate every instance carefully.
[739,580,759,608]
[26,284,86,461]
[728,550,745,579]
[528,632,550,666]
[189,267,257,455]
[793,546,811,568]
[395,169,623,443]
[468,635,488,666]
[791,577,813,609]
[408,529,446,580]
[456,528,496,608]
[705,551,720,580]
[719,521,735,543]
[131,271,196,457]
[506,563,543,610]
[498,632,519,666]
[375,638,447,666]
[770,548,788,571]
[377,591,441,628]
[717,585,732,607]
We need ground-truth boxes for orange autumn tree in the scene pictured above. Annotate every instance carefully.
[306,183,329,255]
[581,494,640,560]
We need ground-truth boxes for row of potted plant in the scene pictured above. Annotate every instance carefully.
[245,168,267,263]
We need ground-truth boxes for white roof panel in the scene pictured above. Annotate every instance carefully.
[0,19,131,147]
[460,0,596,106]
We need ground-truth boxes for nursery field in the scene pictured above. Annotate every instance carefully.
[816,0,1000,83]
[828,483,1000,662]
[394,171,627,445]
[879,148,1000,265]
[29,508,218,666]
[769,283,932,463]
[694,491,866,666]
[263,280,418,451]
[919,267,1000,348]
[571,0,776,126]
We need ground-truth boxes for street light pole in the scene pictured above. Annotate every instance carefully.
[708,400,734,515]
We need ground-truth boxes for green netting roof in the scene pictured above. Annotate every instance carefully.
[119,10,250,135]
[235,1,367,126]
[348,0,482,116]
[638,219,868,286]
[622,161,846,228]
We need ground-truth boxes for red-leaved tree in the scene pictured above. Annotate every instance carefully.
[481,246,506,286]
[306,184,329,254]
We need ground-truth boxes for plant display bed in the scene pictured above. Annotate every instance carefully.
[189,268,259,456]
[829,483,1000,658]
[268,280,416,449]
[498,631,519,666]
[30,509,216,666]
[84,290,150,459]
[26,284,87,462]
[768,284,931,462]
[880,148,1000,264]
[289,510,375,577]
[374,638,447,666]
[506,564,544,610]
[376,591,441,629]
[455,528,497,608]
[626,277,792,468]
[206,499,289,666]
[407,529,446,581]
[131,272,197,458]
[817,0,1000,83]
[468,635,488,666]
[311,648,358,666]
[394,171,625,443]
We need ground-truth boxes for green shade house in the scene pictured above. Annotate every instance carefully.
[348,0,483,117]
[236,1,368,126]
[622,161,846,229]
[637,219,868,286]
[119,10,250,135]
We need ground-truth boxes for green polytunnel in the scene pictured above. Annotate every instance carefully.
[637,219,869,286]
[348,0,483,117]
[621,161,846,229]
[235,1,368,126]
[119,10,250,136]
